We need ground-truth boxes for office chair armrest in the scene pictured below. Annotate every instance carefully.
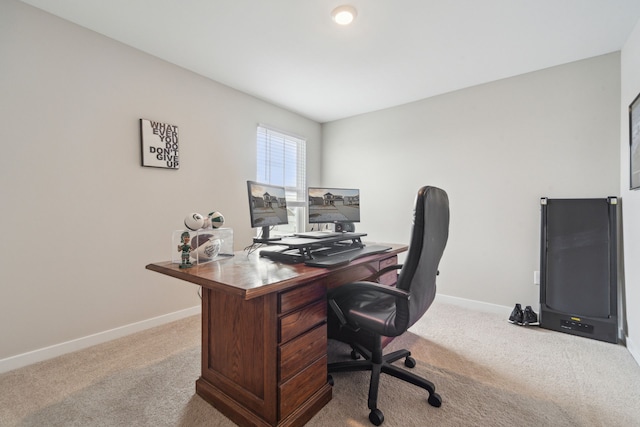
[328,281,410,328]
[364,264,403,282]
[361,265,440,284]
[328,280,411,301]
[328,298,349,326]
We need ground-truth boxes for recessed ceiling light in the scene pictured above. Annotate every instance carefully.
[331,5,357,25]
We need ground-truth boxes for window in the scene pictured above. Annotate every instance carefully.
[256,124,306,234]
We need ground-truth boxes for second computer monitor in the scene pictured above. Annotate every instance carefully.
[308,187,360,225]
[247,180,288,241]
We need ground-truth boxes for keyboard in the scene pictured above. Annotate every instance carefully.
[311,245,363,257]
[305,245,392,268]
[259,247,305,263]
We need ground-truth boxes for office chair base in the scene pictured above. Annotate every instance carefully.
[328,341,441,425]
[428,392,442,407]
[369,408,384,426]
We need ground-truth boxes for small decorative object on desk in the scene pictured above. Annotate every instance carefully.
[191,233,221,261]
[177,231,193,268]
[184,212,205,231]
[172,210,233,265]
[205,211,225,229]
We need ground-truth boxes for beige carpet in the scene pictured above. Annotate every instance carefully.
[1,301,639,426]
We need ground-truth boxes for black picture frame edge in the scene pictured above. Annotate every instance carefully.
[629,92,640,190]
[139,118,180,170]
[139,118,145,168]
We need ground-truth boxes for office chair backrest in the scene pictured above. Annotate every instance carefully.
[396,186,450,329]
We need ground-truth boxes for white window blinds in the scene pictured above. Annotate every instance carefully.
[256,124,306,206]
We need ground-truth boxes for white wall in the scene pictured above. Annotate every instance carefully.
[322,53,621,311]
[621,20,640,364]
[0,0,321,368]
[3,0,637,371]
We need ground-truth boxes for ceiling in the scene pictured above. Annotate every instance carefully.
[19,0,640,123]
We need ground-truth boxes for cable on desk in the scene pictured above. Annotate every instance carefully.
[244,242,264,256]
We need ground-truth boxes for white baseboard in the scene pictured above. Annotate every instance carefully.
[0,305,201,374]
[436,293,513,316]
[626,335,640,367]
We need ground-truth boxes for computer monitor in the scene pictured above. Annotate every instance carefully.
[308,187,360,230]
[247,180,288,242]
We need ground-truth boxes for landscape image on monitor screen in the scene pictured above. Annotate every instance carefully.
[308,188,360,223]
[249,183,288,226]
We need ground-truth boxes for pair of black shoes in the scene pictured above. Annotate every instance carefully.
[509,304,539,326]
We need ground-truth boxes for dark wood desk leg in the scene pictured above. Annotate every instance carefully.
[197,287,278,426]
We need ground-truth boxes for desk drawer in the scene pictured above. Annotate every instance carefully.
[279,281,325,314]
[279,299,326,344]
[279,324,326,382]
[279,355,327,420]
[379,255,399,286]
[379,255,397,270]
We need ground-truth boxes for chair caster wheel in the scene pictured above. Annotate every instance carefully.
[404,356,416,368]
[428,392,442,407]
[351,350,361,360]
[327,375,334,386]
[369,408,384,425]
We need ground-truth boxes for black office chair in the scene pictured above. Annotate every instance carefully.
[326,186,449,426]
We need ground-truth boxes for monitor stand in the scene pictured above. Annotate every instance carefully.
[253,225,281,244]
[334,222,355,232]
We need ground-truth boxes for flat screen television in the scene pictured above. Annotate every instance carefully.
[308,187,360,228]
[247,180,288,242]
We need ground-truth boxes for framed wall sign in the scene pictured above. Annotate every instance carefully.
[140,118,179,169]
[629,93,640,189]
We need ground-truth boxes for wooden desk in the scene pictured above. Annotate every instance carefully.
[146,243,407,427]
